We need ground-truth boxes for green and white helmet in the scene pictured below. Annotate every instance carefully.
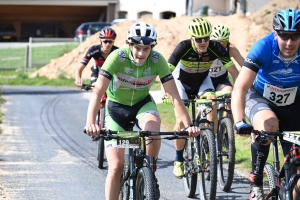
[211,24,230,40]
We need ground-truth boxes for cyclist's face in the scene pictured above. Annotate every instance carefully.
[275,31,300,58]
[101,39,114,51]
[192,37,210,53]
[130,44,152,65]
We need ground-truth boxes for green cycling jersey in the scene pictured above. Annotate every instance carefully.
[100,48,173,106]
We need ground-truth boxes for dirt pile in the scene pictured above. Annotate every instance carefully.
[30,0,299,80]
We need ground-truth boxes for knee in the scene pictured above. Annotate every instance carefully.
[108,160,124,177]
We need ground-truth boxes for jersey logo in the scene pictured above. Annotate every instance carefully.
[245,58,259,68]
[142,67,151,76]
[151,52,160,63]
[188,57,197,60]
[273,60,280,64]
[118,50,126,62]
[124,67,134,75]
[269,68,300,76]
[202,57,210,61]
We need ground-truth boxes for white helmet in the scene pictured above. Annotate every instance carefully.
[127,22,157,46]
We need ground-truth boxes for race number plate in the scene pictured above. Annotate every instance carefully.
[117,137,139,148]
[283,132,300,146]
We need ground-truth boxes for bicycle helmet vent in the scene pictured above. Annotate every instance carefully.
[127,22,157,45]
[99,27,117,39]
[187,17,212,38]
[273,8,300,32]
[211,24,230,40]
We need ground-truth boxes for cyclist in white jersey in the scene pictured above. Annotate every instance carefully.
[85,22,200,200]
[209,24,243,92]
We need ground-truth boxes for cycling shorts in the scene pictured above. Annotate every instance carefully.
[104,94,159,148]
[245,87,300,154]
[211,73,232,91]
[174,76,215,100]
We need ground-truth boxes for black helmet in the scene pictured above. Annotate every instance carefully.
[273,8,300,32]
[99,27,117,39]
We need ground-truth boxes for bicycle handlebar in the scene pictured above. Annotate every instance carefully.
[84,129,189,140]
[253,130,300,145]
[81,84,94,91]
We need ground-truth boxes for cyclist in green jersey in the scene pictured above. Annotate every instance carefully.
[167,17,236,179]
[85,22,200,200]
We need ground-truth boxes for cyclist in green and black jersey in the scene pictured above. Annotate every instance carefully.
[85,22,200,200]
[168,17,237,179]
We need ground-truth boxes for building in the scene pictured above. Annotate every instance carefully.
[0,0,271,40]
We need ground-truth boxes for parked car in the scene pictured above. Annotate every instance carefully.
[74,21,111,42]
[110,18,128,25]
[0,23,17,42]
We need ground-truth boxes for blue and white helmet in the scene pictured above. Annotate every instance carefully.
[273,8,300,32]
[127,22,157,46]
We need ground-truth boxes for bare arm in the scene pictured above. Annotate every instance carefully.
[162,79,192,127]
[85,75,110,135]
[226,64,239,83]
[231,67,256,123]
[75,64,86,87]
[229,43,245,71]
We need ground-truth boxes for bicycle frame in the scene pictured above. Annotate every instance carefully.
[255,131,300,200]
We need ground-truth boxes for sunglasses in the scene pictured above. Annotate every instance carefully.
[102,40,113,44]
[277,32,300,41]
[193,36,210,43]
[130,36,154,45]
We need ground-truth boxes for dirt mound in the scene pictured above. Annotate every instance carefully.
[29,0,299,80]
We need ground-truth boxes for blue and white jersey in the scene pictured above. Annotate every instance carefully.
[244,32,300,106]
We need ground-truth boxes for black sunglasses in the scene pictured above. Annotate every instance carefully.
[102,40,113,44]
[194,36,210,43]
[277,32,300,41]
[130,36,154,45]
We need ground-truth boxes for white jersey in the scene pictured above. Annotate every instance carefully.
[209,59,227,78]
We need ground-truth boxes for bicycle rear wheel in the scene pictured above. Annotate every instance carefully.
[263,163,276,199]
[217,117,235,192]
[183,138,197,197]
[97,107,106,169]
[135,167,156,200]
[198,129,217,200]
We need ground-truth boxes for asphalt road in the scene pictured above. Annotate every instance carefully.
[0,86,250,199]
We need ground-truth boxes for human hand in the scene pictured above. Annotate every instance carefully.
[186,125,200,137]
[75,79,83,87]
[234,119,253,136]
[84,124,100,136]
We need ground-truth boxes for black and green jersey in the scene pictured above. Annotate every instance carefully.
[168,39,233,87]
[100,48,173,106]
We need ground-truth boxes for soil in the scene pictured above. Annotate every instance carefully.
[29,0,299,81]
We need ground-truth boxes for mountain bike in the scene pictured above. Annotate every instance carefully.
[81,84,106,169]
[90,128,189,200]
[252,130,300,200]
[214,91,235,192]
[181,96,217,200]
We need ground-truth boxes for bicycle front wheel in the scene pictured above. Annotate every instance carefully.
[135,167,156,200]
[97,107,105,169]
[198,129,217,200]
[263,163,276,199]
[217,117,235,192]
[119,149,131,200]
[183,138,197,197]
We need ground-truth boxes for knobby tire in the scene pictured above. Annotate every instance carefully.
[217,118,235,192]
[183,138,197,197]
[135,167,156,200]
[263,163,276,199]
[97,107,105,169]
[198,129,217,200]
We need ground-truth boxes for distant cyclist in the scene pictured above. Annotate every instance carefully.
[232,8,300,200]
[167,17,236,179]
[209,24,242,93]
[75,27,118,86]
[84,22,200,200]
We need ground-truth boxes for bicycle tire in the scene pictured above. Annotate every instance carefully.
[198,129,217,200]
[135,167,156,200]
[97,107,105,169]
[217,117,235,192]
[263,163,276,199]
[183,138,197,197]
[119,149,131,200]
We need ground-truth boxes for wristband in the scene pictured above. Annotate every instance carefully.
[185,124,194,129]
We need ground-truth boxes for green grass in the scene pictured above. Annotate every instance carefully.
[0,43,79,69]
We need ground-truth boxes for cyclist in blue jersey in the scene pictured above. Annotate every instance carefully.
[75,27,118,87]
[85,22,200,200]
[232,8,300,200]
